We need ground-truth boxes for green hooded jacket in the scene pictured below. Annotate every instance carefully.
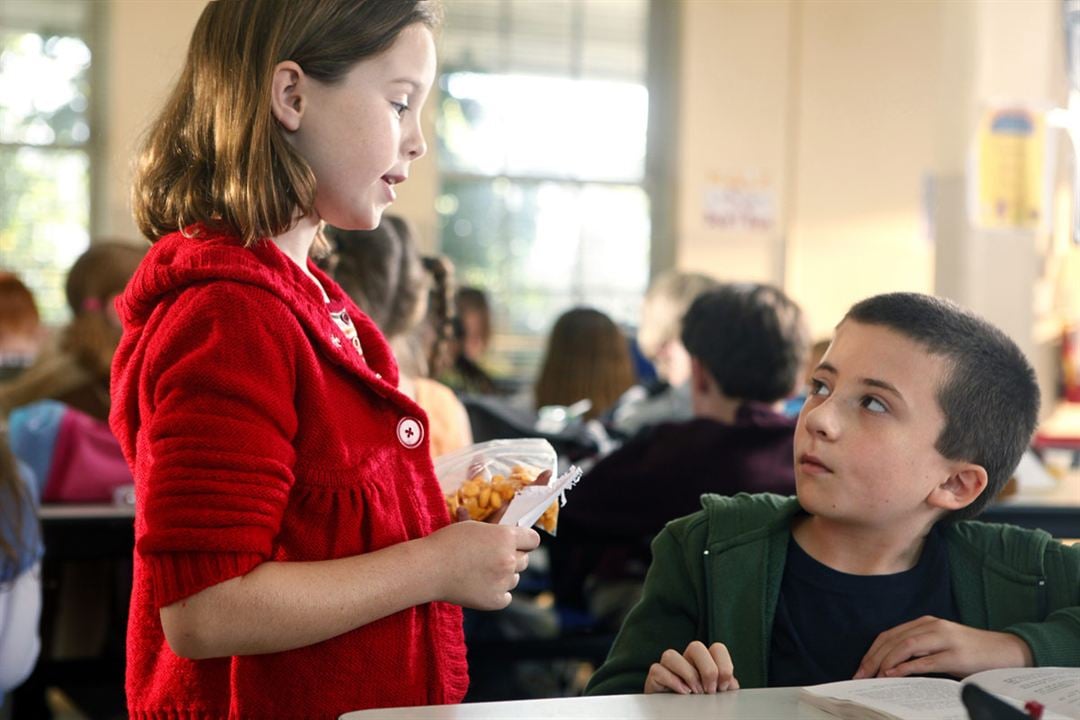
[587,493,1080,695]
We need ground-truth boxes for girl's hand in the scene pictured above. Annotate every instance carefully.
[424,519,540,610]
[644,641,739,694]
[854,616,1034,679]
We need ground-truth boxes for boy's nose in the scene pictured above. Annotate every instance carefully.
[803,399,839,440]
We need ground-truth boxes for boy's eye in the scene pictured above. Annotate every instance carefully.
[809,379,830,397]
[390,101,409,117]
[862,396,888,414]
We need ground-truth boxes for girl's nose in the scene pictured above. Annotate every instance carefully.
[404,118,426,160]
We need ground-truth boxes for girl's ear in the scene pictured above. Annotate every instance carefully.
[270,61,305,132]
[928,463,989,512]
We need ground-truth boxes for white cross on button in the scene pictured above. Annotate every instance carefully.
[396,417,424,449]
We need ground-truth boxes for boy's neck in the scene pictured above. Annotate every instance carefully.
[791,514,937,575]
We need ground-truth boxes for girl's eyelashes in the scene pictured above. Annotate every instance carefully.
[391,100,409,117]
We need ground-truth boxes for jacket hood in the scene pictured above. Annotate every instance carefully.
[120,229,322,327]
[115,227,399,392]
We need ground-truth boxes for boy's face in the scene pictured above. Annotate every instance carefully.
[795,320,958,530]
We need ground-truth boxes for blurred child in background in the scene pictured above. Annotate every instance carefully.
[0,423,42,703]
[443,286,499,395]
[612,271,718,436]
[0,273,44,383]
[0,242,145,423]
[553,284,808,629]
[533,307,637,423]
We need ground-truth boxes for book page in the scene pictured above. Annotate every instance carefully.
[963,667,1080,719]
[799,678,968,720]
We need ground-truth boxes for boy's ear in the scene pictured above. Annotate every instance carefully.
[928,463,989,512]
[270,61,305,132]
[689,356,712,396]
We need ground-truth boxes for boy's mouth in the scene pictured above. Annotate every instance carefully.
[798,453,832,474]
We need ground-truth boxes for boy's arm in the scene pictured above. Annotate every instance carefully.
[1003,540,1080,668]
[860,539,1080,677]
[585,526,704,695]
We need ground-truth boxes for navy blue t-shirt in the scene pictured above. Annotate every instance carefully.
[768,525,960,687]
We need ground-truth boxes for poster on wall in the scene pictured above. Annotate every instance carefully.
[702,171,776,232]
[970,106,1048,231]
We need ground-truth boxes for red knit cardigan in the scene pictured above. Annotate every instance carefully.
[110,230,468,719]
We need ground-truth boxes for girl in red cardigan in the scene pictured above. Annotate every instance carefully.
[112,2,539,718]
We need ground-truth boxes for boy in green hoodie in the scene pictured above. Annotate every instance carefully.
[587,292,1080,695]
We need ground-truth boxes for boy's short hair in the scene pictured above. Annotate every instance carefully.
[844,292,1040,521]
[681,283,809,403]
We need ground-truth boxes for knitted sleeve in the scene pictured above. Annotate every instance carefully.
[137,282,300,609]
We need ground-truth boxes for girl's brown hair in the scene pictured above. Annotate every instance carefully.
[131,0,440,249]
[533,307,636,421]
[0,273,40,340]
[420,255,456,379]
[61,242,146,380]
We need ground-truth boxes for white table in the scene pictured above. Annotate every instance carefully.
[340,688,836,719]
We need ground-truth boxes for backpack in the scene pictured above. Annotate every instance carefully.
[9,400,132,503]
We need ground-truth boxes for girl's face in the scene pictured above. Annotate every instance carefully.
[290,24,436,231]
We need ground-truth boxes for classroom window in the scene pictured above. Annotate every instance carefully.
[437,0,654,383]
[0,0,97,325]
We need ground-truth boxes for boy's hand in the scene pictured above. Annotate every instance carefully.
[644,641,740,694]
[426,519,540,610]
[854,616,1034,679]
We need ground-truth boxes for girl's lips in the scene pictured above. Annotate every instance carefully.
[381,177,397,202]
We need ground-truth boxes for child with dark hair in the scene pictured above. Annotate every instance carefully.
[587,292,1079,695]
[553,284,808,629]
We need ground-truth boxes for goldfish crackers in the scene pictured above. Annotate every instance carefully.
[434,438,561,535]
[445,463,558,533]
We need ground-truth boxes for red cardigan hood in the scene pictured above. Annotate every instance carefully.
[112,228,402,457]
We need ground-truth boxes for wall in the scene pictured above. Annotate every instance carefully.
[674,0,1071,415]
[98,0,1073,393]
[100,0,205,242]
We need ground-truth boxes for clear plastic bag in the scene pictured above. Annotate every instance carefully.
[434,438,581,535]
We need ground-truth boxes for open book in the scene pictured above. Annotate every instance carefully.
[799,667,1080,720]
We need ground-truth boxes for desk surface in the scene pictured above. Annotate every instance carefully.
[340,689,834,720]
[39,503,135,520]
